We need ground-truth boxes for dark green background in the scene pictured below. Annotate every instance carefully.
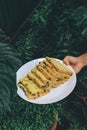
[0,0,41,36]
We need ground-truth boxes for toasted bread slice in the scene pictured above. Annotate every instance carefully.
[40,61,70,80]
[38,60,71,88]
[19,76,29,83]
[46,57,73,76]
[25,89,50,99]
[18,77,43,94]
[36,65,52,81]
[43,60,53,68]
[18,77,49,99]
[43,60,71,79]
[18,82,28,93]
[53,76,70,87]
[38,62,57,80]
[25,81,43,95]
[31,68,49,84]
[18,56,73,99]
[18,81,50,99]
[27,72,50,88]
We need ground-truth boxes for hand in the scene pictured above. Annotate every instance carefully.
[63,53,87,74]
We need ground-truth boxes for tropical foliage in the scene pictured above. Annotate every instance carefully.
[0,0,87,130]
[0,42,22,121]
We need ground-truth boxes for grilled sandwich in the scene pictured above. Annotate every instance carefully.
[18,57,73,99]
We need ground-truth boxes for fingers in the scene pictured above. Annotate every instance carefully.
[63,56,71,65]
[63,55,85,74]
[63,56,77,65]
[63,56,81,74]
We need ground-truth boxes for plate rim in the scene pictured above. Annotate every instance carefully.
[16,58,77,104]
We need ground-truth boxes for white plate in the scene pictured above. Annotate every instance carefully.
[16,58,76,104]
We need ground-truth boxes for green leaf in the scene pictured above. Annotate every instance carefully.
[82,28,87,36]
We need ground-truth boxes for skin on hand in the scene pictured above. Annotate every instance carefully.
[63,53,87,74]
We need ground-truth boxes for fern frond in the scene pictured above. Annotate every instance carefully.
[0,42,22,118]
[0,43,22,70]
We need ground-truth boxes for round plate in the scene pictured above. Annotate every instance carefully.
[16,58,76,104]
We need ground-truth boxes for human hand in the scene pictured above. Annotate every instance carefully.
[63,54,87,74]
